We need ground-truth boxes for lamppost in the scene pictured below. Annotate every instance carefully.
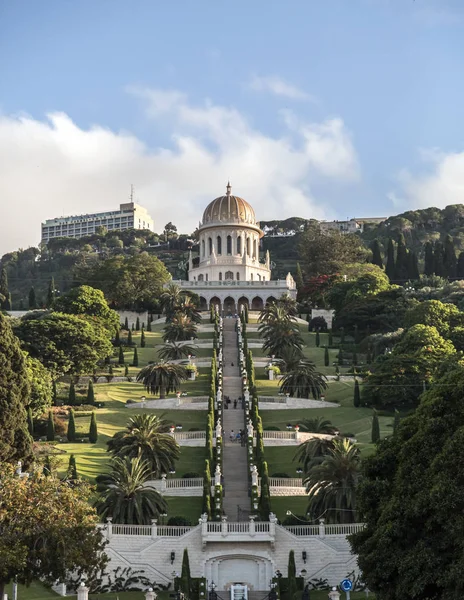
[269,582,278,600]
[160,512,168,525]
[141,395,146,409]
[209,581,217,600]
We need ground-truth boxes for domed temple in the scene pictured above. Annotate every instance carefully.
[175,183,296,312]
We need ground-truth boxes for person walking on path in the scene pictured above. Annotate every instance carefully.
[233,399,237,409]
[229,430,235,442]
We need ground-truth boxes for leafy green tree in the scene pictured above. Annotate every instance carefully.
[67,409,76,442]
[15,312,113,376]
[28,286,36,309]
[118,346,125,365]
[371,410,380,443]
[279,360,327,399]
[369,239,383,269]
[132,346,139,367]
[89,411,98,443]
[107,414,180,477]
[350,366,464,599]
[287,550,297,600]
[95,455,168,524]
[385,239,395,280]
[68,381,76,406]
[52,380,57,406]
[405,299,464,337]
[140,329,146,348]
[0,267,10,310]
[46,410,55,441]
[424,241,434,276]
[124,364,129,377]
[324,345,329,367]
[353,379,361,407]
[54,285,120,332]
[24,355,53,417]
[47,277,56,308]
[67,453,78,480]
[392,409,400,435]
[147,318,152,332]
[0,313,32,464]
[43,455,52,477]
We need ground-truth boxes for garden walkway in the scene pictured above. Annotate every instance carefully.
[221,317,249,519]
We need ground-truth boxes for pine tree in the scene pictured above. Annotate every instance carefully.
[86,380,95,405]
[141,329,146,348]
[118,346,125,365]
[67,453,78,480]
[424,241,434,276]
[385,239,396,280]
[0,267,10,309]
[67,409,76,442]
[315,331,320,347]
[128,329,133,345]
[434,241,445,277]
[46,410,55,442]
[408,250,420,281]
[89,411,98,443]
[124,364,129,377]
[371,410,380,443]
[353,379,361,408]
[324,346,329,367]
[68,381,76,406]
[28,286,37,309]
[136,316,140,331]
[394,234,409,282]
[295,262,304,299]
[370,239,383,268]
[132,346,139,367]
[114,329,120,346]
[443,234,457,278]
[457,252,464,279]
[147,319,152,332]
[393,409,401,435]
[47,277,56,307]
[124,316,129,330]
[27,407,34,436]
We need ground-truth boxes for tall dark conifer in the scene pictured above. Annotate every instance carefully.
[385,239,395,280]
[370,240,383,268]
[47,277,56,307]
[457,252,464,279]
[408,251,420,281]
[28,286,36,309]
[295,262,304,299]
[0,267,10,309]
[424,241,434,276]
[443,235,457,278]
[86,379,95,405]
[394,234,409,282]
[434,241,445,277]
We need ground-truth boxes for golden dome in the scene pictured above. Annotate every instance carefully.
[202,183,257,226]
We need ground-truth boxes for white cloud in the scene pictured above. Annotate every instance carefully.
[0,90,359,256]
[248,75,314,101]
[389,150,464,210]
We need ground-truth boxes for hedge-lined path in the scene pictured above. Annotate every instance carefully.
[222,318,249,519]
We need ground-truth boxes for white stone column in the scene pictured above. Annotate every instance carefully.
[151,519,158,539]
[319,518,326,538]
[77,582,89,600]
[161,474,167,493]
[145,589,157,600]
[106,517,113,539]
[328,588,340,600]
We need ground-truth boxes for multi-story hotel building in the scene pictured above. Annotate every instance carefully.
[41,202,154,244]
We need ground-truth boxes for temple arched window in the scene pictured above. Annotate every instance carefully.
[208,237,212,255]
[253,239,257,259]
[225,271,234,280]
[198,274,204,282]
[219,272,223,281]
[246,237,250,256]
[227,235,232,255]
[237,236,242,255]
[236,272,240,281]
[217,236,222,255]
[201,239,205,257]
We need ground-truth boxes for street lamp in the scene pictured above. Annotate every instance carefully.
[141,395,146,409]
[209,581,217,600]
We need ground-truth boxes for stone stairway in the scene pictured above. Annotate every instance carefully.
[221,317,249,519]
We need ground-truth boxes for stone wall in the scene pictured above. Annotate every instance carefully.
[311,309,335,329]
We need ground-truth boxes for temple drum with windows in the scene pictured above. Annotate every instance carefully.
[174,184,296,311]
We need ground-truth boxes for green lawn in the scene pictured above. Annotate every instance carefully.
[270,496,309,521]
[4,583,175,600]
[164,496,203,523]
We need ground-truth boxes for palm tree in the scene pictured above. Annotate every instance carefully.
[107,414,180,476]
[279,360,327,398]
[137,362,188,399]
[274,346,305,372]
[163,313,198,342]
[158,342,197,361]
[259,321,304,357]
[176,295,202,324]
[299,417,336,434]
[294,436,335,473]
[259,302,295,325]
[160,283,183,322]
[304,438,360,524]
[95,455,167,524]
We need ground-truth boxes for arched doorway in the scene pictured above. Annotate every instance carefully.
[266,296,278,306]
[251,296,264,311]
[199,296,208,311]
[210,296,221,312]
[237,296,249,313]
[224,296,236,316]
[205,554,273,591]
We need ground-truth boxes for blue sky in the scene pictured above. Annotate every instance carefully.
[1,0,464,254]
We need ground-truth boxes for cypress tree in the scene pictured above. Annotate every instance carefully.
[287,550,297,600]
[128,329,133,346]
[328,329,333,346]
[353,379,361,408]
[385,239,395,280]
[47,277,56,307]
[295,262,304,299]
[202,459,212,517]
[338,347,344,365]
[27,407,34,436]
[340,328,345,344]
[180,549,191,597]
[324,345,329,367]
[131,323,135,331]
[89,411,98,443]
[132,346,139,367]
[68,381,76,406]
[0,267,10,309]
[86,379,95,405]
[67,409,76,442]
[443,234,457,278]
[114,329,120,346]
[370,239,383,268]
[434,241,445,277]
[141,329,146,348]
[47,410,55,442]
[371,410,380,443]
[52,380,58,406]
[67,453,78,480]
[136,316,140,331]
[124,316,129,330]
[4,292,11,311]
[424,241,435,276]
[393,409,401,435]
[147,319,152,332]
[394,233,409,282]
[457,251,464,279]
[408,250,420,281]
[118,346,125,365]
[366,346,372,364]
[353,351,358,365]
[28,286,37,309]
[315,330,320,347]
[124,364,129,377]
[245,303,249,323]
[108,364,113,375]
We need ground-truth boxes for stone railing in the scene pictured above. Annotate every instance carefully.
[145,476,204,496]
[284,522,365,537]
[200,516,276,543]
[106,520,193,539]
[260,477,304,487]
[175,280,294,288]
